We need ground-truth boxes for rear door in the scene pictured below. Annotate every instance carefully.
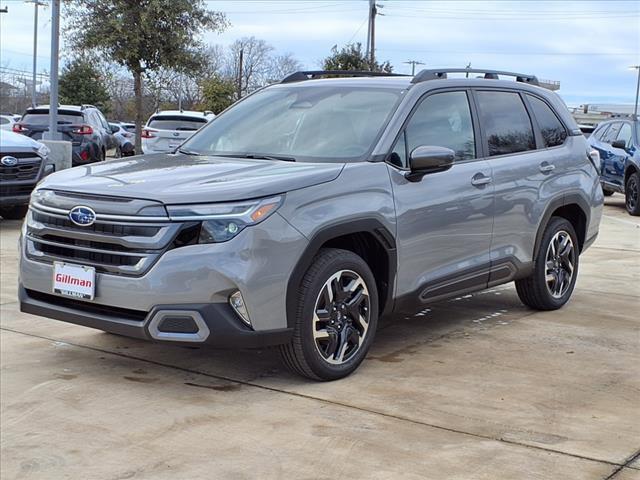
[145,115,207,152]
[389,89,495,305]
[607,122,633,190]
[19,109,83,142]
[473,89,568,279]
[597,122,622,185]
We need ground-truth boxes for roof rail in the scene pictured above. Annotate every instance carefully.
[412,68,539,86]
[281,70,409,83]
[81,104,97,110]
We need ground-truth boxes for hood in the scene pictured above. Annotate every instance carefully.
[0,130,43,150]
[38,153,345,204]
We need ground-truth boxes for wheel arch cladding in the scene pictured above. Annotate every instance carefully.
[534,194,589,259]
[625,163,638,186]
[286,219,397,328]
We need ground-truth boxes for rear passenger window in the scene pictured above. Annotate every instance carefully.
[404,91,475,162]
[594,125,609,141]
[476,91,535,156]
[527,95,567,147]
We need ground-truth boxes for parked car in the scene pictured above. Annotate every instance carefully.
[588,118,639,215]
[0,114,18,131]
[142,110,212,154]
[578,124,595,137]
[0,130,55,219]
[13,105,116,166]
[108,122,135,157]
[18,69,603,380]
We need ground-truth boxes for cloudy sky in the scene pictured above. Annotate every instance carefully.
[1,0,638,106]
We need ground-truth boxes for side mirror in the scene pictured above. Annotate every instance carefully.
[611,139,626,150]
[408,146,455,177]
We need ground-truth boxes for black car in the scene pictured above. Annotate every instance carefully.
[13,105,116,166]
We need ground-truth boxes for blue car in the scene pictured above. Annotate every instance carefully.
[589,118,640,215]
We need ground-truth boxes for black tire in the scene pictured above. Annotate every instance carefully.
[279,248,378,381]
[625,172,640,216]
[515,217,579,311]
[602,188,614,197]
[0,205,28,220]
[115,146,122,158]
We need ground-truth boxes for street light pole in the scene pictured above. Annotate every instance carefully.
[631,65,640,118]
[26,0,46,108]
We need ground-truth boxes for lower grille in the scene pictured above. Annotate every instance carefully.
[0,183,37,197]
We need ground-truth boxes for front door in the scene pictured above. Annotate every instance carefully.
[389,90,494,307]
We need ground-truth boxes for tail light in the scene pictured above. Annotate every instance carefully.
[72,125,93,135]
[12,123,27,133]
[141,129,155,139]
[80,150,89,161]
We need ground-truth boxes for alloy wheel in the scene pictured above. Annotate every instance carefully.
[627,176,638,212]
[545,230,576,299]
[312,269,371,365]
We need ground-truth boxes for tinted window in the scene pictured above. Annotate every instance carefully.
[603,123,621,143]
[476,91,535,156]
[594,124,609,141]
[617,123,632,148]
[388,131,407,167]
[22,110,83,125]
[148,116,208,131]
[527,95,567,147]
[405,91,475,161]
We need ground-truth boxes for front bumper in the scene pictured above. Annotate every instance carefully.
[19,286,292,348]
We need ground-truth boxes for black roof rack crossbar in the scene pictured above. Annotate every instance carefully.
[281,70,409,83]
[412,68,539,86]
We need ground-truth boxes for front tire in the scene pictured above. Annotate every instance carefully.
[280,248,378,381]
[625,172,640,216]
[515,217,579,310]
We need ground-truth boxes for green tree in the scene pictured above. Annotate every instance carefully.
[201,76,236,114]
[59,57,110,112]
[65,0,227,153]
[322,43,393,73]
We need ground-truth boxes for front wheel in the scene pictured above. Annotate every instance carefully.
[280,248,378,381]
[515,217,579,310]
[625,172,640,216]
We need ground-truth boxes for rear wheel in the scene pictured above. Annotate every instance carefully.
[516,217,579,310]
[602,188,614,197]
[0,205,28,220]
[625,172,640,216]
[280,248,378,381]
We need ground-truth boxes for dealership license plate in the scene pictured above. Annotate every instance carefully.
[53,262,95,300]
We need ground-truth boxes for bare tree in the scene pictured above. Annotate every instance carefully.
[267,53,303,82]
[226,37,274,95]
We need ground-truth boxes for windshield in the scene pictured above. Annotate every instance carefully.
[147,116,207,131]
[181,85,402,162]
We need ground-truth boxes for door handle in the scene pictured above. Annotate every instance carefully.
[539,162,556,173]
[471,173,492,187]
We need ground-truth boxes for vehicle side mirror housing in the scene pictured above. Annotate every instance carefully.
[407,146,455,180]
[611,139,626,150]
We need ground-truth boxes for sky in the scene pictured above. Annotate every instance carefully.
[0,0,639,106]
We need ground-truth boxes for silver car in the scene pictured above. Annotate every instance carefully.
[19,69,603,380]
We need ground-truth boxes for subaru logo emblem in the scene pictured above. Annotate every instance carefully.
[1,156,18,167]
[69,206,96,226]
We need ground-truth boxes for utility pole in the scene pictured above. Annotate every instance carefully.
[178,73,183,111]
[26,0,46,108]
[366,0,381,70]
[44,0,60,140]
[237,48,244,99]
[403,60,425,76]
[631,65,640,118]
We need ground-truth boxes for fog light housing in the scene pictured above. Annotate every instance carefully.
[229,290,251,327]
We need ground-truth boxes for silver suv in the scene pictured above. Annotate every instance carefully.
[19,69,603,380]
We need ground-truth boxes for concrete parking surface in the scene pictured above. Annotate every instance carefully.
[1,197,639,480]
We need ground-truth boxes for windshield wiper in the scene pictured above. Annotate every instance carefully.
[177,148,201,156]
[240,153,296,162]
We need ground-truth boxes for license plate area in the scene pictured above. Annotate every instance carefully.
[53,262,96,300]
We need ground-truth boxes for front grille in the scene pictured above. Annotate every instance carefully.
[0,154,41,181]
[0,183,36,197]
[26,289,148,322]
[26,198,182,276]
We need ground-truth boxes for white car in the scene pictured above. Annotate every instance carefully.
[0,114,18,132]
[141,110,213,154]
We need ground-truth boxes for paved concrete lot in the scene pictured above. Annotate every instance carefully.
[1,197,639,480]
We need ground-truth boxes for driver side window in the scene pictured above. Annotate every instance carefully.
[390,91,476,167]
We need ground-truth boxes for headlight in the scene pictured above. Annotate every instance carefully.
[37,143,50,158]
[167,195,284,244]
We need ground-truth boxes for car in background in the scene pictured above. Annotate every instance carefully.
[0,114,18,132]
[13,105,116,166]
[0,130,55,219]
[578,124,595,137]
[108,122,136,157]
[588,118,640,215]
[141,110,212,154]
